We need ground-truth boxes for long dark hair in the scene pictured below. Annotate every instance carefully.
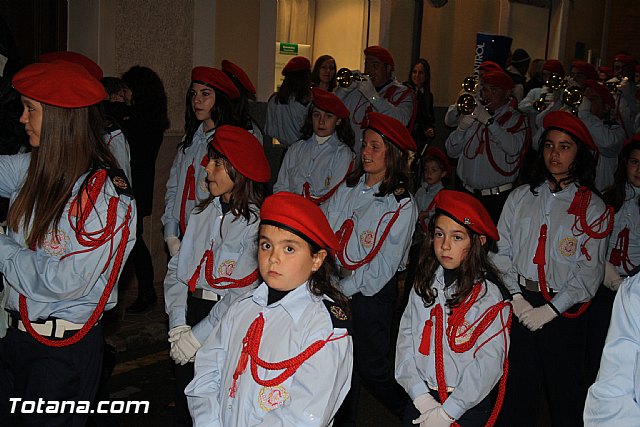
[414,213,503,309]
[311,55,337,92]
[180,85,237,152]
[276,70,312,104]
[307,244,350,315]
[196,147,263,224]
[299,106,355,150]
[406,58,431,94]
[603,140,640,212]
[345,130,412,196]
[528,127,597,194]
[8,104,117,247]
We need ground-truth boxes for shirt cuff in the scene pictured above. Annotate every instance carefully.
[164,221,180,240]
[168,309,187,330]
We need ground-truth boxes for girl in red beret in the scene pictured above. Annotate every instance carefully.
[273,87,355,205]
[311,54,338,92]
[322,112,417,423]
[164,125,270,425]
[494,111,612,426]
[265,56,312,146]
[396,190,512,427]
[185,192,352,426]
[2,61,136,425]
[162,67,239,259]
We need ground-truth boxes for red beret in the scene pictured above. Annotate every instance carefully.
[571,60,598,81]
[282,56,311,75]
[260,192,339,251]
[423,146,452,177]
[543,110,597,152]
[311,87,349,118]
[479,61,502,73]
[13,61,106,108]
[583,80,615,108]
[623,132,640,150]
[221,60,256,95]
[191,66,240,100]
[210,125,270,183]
[614,54,636,66]
[38,51,103,80]
[543,59,565,77]
[598,66,613,79]
[364,45,395,67]
[481,71,514,90]
[366,112,416,152]
[433,190,499,241]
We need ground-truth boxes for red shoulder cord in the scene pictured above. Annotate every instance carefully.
[302,159,355,205]
[18,169,132,347]
[463,111,530,177]
[187,244,259,292]
[105,131,122,146]
[353,85,416,130]
[335,200,411,271]
[229,312,348,398]
[179,161,196,236]
[567,187,614,261]
[418,283,512,427]
[609,227,635,274]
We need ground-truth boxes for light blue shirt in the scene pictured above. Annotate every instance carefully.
[584,274,640,426]
[322,176,417,297]
[104,129,132,182]
[608,184,640,275]
[0,153,137,323]
[414,181,443,215]
[493,183,608,313]
[185,282,353,427]
[163,198,260,342]
[162,123,212,239]
[273,133,354,201]
[265,95,309,147]
[395,267,510,420]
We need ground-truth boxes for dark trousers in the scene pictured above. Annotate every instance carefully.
[497,290,588,427]
[0,323,104,427]
[173,294,216,427]
[585,284,616,387]
[334,275,408,426]
[459,184,511,225]
[402,386,496,427]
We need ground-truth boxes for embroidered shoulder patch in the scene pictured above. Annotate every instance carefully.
[107,169,134,198]
[322,300,352,333]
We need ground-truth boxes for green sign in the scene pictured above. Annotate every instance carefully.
[279,43,298,55]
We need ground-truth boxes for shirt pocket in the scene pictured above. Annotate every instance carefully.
[552,225,579,266]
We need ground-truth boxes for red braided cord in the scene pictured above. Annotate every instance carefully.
[483,114,531,177]
[180,163,196,236]
[302,159,354,205]
[609,227,635,274]
[534,224,591,318]
[187,249,259,292]
[18,170,132,347]
[570,187,614,242]
[431,283,512,427]
[229,313,348,396]
[336,201,410,271]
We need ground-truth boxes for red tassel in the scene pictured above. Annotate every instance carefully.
[187,264,201,292]
[419,319,433,355]
[229,350,249,398]
[533,224,547,267]
[609,249,621,266]
[567,188,584,216]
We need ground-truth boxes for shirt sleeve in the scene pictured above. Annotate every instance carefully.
[491,190,521,295]
[164,254,187,329]
[445,123,477,159]
[0,153,29,198]
[578,111,626,158]
[487,115,527,157]
[584,277,640,426]
[162,148,183,239]
[371,86,414,126]
[273,144,295,194]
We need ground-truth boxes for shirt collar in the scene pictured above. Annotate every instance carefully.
[252,281,317,323]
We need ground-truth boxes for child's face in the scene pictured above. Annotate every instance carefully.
[258,225,326,291]
[542,129,579,182]
[626,149,640,188]
[190,82,216,125]
[312,107,340,137]
[205,156,234,202]
[361,129,388,182]
[109,89,125,103]
[423,160,445,185]
[433,215,480,270]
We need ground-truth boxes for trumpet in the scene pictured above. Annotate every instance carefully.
[561,85,583,114]
[533,73,567,111]
[336,68,369,88]
[456,75,479,115]
[605,76,628,94]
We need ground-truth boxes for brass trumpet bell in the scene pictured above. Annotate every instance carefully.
[336,68,369,88]
[462,76,478,93]
[457,93,477,115]
[562,86,583,114]
[545,73,566,92]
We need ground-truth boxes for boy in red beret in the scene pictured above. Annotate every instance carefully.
[185,192,353,426]
[273,87,355,205]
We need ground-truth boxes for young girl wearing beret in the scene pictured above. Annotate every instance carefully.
[396,190,512,427]
[185,192,352,426]
[273,87,354,205]
[164,125,270,425]
[0,61,136,425]
[162,67,240,257]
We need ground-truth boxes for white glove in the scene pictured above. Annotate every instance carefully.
[166,236,181,257]
[578,96,592,112]
[544,90,557,104]
[170,341,190,365]
[471,104,492,125]
[168,325,193,365]
[604,261,623,291]
[413,406,453,426]
[520,304,558,331]
[174,329,201,363]
[457,114,475,131]
[358,78,379,103]
[511,293,534,320]
[168,325,191,341]
[413,393,440,415]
